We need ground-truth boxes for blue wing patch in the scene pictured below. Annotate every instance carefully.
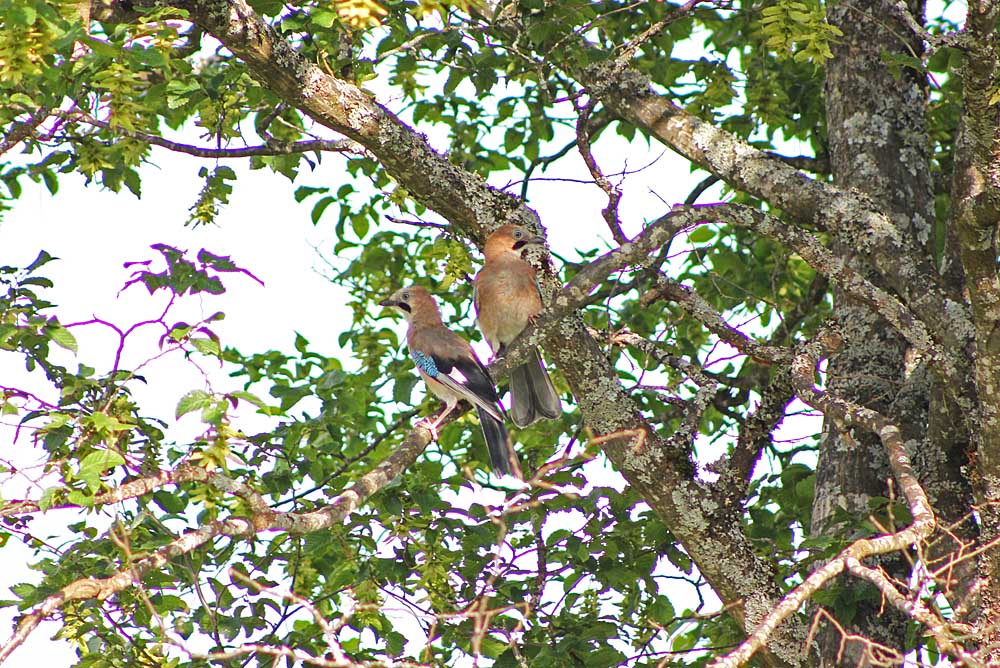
[411,349,439,377]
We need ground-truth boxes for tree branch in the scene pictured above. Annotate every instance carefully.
[571,57,973,356]
[50,110,366,159]
[0,425,433,663]
[575,99,626,244]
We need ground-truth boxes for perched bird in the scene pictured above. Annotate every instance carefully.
[474,224,561,428]
[380,285,522,479]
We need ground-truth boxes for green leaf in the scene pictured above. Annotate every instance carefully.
[26,250,56,272]
[294,185,328,202]
[687,226,715,243]
[10,4,37,24]
[79,450,126,478]
[176,389,213,418]
[152,490,186,514]
[201,400,227,424]
[66,489,95,507]
[38,486,61,511]
[88,412,129,434]
[311,196,335,224]
[46,324,78,353]
[312,8,338,27]
[190,337,221,357]
[228,390,271,412]
[584,647,626,667]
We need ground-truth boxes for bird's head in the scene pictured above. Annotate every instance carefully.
[484,224,544,257]
[379,285,438,322]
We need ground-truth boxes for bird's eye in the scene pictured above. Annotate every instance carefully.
[401,292,410,301]
[513,229,523,239]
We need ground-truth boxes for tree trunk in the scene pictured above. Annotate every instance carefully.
[812,0,943,663]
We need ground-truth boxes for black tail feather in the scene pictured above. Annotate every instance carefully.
[509,347,561,428]
[477,406,522,479]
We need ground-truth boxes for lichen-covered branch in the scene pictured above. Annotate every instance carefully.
[708,330,938,667]
[951,0,1000,633]
[1,465,268,518]
[571,60,972,355]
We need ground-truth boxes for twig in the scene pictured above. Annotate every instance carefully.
[0,106,52,156]
[49,110,366,159]
[574,99,626,244]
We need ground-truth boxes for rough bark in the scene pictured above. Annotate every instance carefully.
[812,0,936,662]
[952,0,1000,645]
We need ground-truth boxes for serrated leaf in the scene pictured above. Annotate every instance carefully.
[176,389,213,418]
[46,325,78,353]
[79,450,125,477]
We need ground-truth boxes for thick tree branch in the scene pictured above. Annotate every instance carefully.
[571,59,973,356]
[951,0,1000,631]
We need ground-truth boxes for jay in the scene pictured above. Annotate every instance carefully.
[380,285,522,479]
[474,224,561,428]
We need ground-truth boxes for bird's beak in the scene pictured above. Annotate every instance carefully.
[379,297,411,314]
[513,235,544,250]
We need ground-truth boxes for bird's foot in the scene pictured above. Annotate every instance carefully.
[416,417,440,441]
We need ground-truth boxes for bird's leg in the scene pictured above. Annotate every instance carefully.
[417,401,456,440]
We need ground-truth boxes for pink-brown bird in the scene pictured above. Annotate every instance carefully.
[474,224,561,428]
[380,285,522,478]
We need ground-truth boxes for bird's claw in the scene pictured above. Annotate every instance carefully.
[416,417,440,441]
